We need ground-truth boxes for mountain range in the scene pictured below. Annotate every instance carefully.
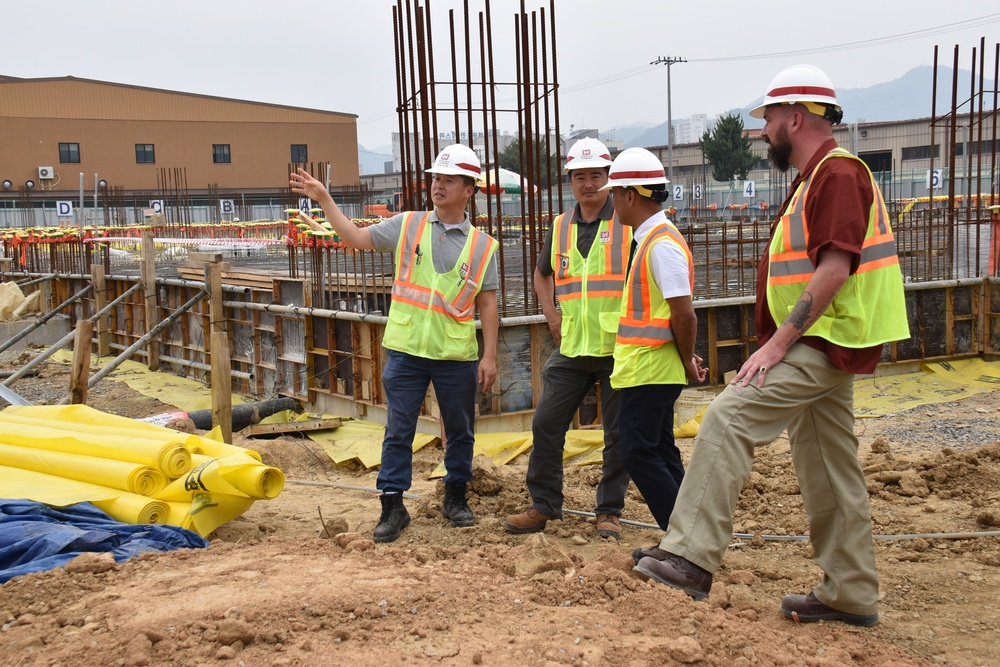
[359,66,994,172]
[623,65,993,149]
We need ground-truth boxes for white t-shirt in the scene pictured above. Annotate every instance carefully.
[631,211,691,300]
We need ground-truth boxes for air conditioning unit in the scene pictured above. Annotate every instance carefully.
[38,166,55,180]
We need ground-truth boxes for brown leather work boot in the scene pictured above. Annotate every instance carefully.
[503,508,554,534]
[594,513,622,540]
[631,545,669,564]
[780,592,879,627]
[633,553,713,601]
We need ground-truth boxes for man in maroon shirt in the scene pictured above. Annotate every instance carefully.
[632,65,910,627]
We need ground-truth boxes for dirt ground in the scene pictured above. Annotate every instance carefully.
[2,354,1000,667]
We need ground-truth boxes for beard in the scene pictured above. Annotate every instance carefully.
[766,126,793,172]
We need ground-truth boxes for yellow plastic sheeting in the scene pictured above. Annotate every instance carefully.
[0,442,168,496]
[0,465,169,524]
[921,358,1000,390]
[259,411,438,468]
[49,350,247,412]
[563,430,607,467]
[428,432,534,479]
[0,405,284,537]
[854,366,995,418]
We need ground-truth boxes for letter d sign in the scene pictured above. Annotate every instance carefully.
[56,201,73,216]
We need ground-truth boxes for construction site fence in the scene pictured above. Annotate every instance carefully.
[2,254,999,430]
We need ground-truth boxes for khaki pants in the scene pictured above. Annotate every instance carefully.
[660,344,879,615]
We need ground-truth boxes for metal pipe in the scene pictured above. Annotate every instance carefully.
[2,282,143,387]
[224,299,389,325]
[0,284,92,356]
[81,288,208,391]
[14,273,56,288]
[159,277,251,294]
[105,344,254,381]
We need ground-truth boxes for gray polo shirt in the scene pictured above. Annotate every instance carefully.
[368,210,499,291]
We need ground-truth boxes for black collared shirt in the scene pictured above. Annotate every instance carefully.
[536,195,616,276]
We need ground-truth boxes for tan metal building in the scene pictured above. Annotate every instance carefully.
[0,75,359,193]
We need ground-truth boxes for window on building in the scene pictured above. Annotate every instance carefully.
[135,144,156,164]
[213,144,231,164]
[901,145,940,161]
[59,143,81,164]
[969,139,997,156]
[291,144,308,163]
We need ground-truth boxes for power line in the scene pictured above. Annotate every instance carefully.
[692,13,1000,62]
[558,12,1000,92]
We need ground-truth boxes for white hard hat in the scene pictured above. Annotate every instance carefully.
[426,144,482,180]
[749,64,843,123]
[565,137,613,171]
[599,147,669,197]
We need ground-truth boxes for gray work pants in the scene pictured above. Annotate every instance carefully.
[526,350,628,518]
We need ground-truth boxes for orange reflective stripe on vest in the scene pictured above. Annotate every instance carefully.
[615,224,692,346]
[552,213,629,300]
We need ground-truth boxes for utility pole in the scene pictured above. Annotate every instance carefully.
[651,56,686,183]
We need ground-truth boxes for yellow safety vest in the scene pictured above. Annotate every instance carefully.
[551,212,632,357]
[383,212,499,361]
[611,223,693,389]
[767,148,910,347]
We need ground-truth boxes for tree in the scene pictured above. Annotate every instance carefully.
[496,135,560,186]
[699,114,759,183]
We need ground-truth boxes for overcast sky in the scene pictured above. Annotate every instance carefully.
[3,1,997,154]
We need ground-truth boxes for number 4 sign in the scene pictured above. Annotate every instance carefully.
[743,181,756,199]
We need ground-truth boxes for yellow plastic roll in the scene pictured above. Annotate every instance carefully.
[93,496,169,525]
[188,431,263,462]
[0,465,166,524]
[183,453,286,500]
[1,404,198,442]
[0,442,168,496]
[0,422,190,478]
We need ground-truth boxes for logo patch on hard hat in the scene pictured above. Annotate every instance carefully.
[441,153,450,163]
[582,149,591,158]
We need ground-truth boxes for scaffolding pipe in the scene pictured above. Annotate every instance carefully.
[0,284,93,356]
[2,282,143,387]
[14,273,56,288]
[106,343,254,381]
[80,288,208,391]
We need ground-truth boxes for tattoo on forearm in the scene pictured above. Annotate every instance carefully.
[783,289,835,349]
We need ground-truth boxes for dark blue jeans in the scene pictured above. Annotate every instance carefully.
[377,350,478,493]
[619,383,685,529]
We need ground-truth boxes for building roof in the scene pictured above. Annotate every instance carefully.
[0,75,356,123]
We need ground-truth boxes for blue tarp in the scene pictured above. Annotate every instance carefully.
[0,500,209,583]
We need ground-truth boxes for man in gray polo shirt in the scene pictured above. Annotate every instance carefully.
[291,144,499,543]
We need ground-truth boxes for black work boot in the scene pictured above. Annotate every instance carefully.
[441,483,475,528]
[373,492,410,543]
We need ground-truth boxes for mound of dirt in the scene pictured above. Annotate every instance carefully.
[2,357,999,666]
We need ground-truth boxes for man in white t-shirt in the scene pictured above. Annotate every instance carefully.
[601,148,706,561]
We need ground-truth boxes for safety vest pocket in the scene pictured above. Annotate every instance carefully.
[383,308,412,351]
[560,314,575,342]
[598,311,620,354]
